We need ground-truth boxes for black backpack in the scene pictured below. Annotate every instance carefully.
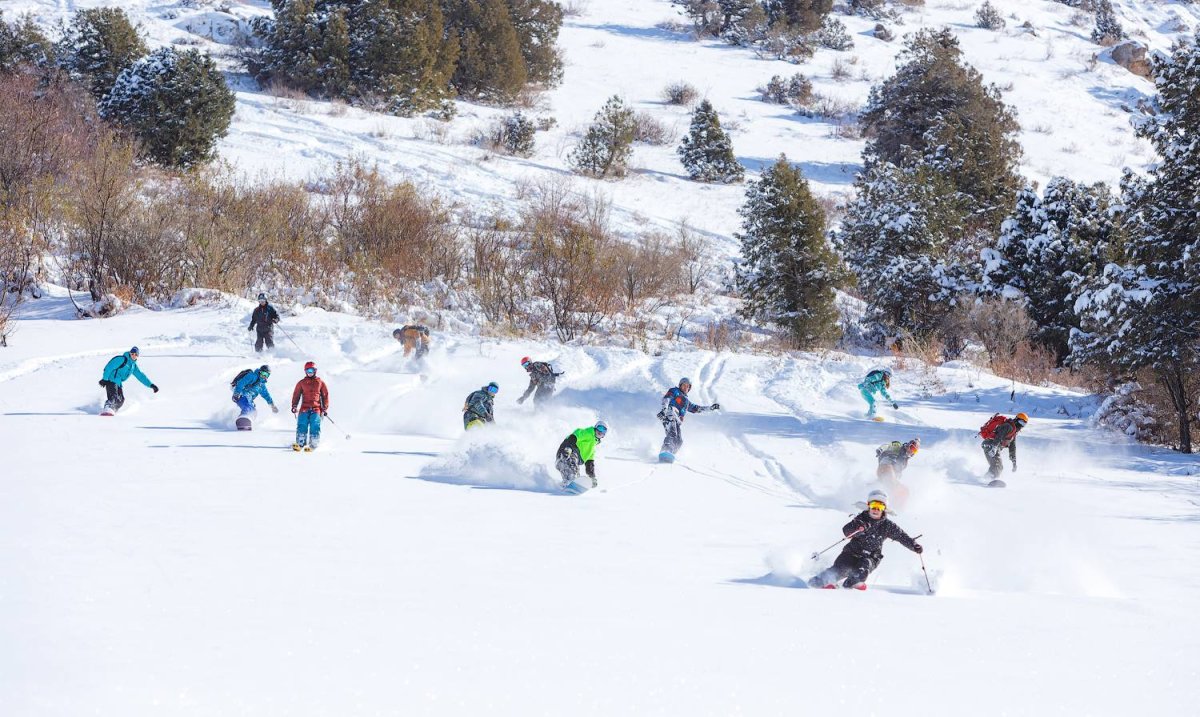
[230,368,256,389]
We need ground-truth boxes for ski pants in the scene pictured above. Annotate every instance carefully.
[982,440,1004,478]
[102,381,125,412]
[660,413,683,455]
[858,384,877,415]
[255,327,275,352]
[296,410,322,446]
[813,551,879,588]
[234,394,256,416]
[555,446,580,486]
[531,382,555,405]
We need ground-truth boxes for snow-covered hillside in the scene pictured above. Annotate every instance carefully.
[2,293,1198,714]
[9,0,1199,252]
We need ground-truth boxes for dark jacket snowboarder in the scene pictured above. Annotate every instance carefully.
[555,421,608,488]
[98,346,158,413]
[876,439,919,478]
[463,382,498,429]
[248,294,281,352]
[809,490,922,589]
[518,356,562,406]
[981,412,1027,479]
[657,377,718,459]
[393,325,430,359]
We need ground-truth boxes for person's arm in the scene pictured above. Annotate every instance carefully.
[270,306,280,324]
[320,381,329,414]
[131,362,154,389]
[248,308,258,331]
[518,378,536,403]
[887,522,922,553]
[585,459,595,478]
[261,383,274,406]
[842,517,868,537]
[291,383,302,412]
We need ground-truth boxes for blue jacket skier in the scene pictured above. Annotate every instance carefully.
[657,377,719,460]
[463,382,498,429]
[98,346,158,414]
[858,368,896,418]
[232,365,278,416]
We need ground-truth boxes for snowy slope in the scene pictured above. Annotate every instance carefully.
[8,0,1199,249]
[2,294,1199,715]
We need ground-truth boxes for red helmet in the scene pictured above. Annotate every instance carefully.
[520,356,531,366]
[304,361,316,373]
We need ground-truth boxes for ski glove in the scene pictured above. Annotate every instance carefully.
[98,379,108,387]
[271,405,279,414]
[892,402,899,410]
[710,403,720,411]
[913,543,923,554]
[151,384,159,393]
[1011,459,1017,472]
[321,411,328,417]
[291,407,298,414]
[247,326,253,331]
[517,396,526,405]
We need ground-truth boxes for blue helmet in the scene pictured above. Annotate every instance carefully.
[129,346,140,355]
[486,381,499,394]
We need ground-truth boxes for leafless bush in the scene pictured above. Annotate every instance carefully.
[562,0,589,18]
[951,298,1037,372]
[830,58,854,82]
[632,111,673,145]
[612,231,683,313]
[674,222,716,294]
[662,81,699,106]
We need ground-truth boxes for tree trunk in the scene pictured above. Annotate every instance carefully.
[1159,362,1193,454]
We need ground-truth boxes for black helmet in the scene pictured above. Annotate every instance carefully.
[256,292,267,302]
[393,328,403,339]
[258,364,270,375]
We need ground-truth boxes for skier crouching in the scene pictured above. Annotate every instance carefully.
[555,420,608,489]
[808,490,922,590]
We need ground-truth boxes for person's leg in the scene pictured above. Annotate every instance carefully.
[236,395,255,416]
[983,442,1003,478]
[255,332,265,352]
[296,411,311,446]
[555,448,579,487]
[860,386,876,416]
[309,413,322,447]
[841,556,875,588]
[263,329,274,350]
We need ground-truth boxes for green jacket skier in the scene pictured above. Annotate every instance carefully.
[556,421,608,488]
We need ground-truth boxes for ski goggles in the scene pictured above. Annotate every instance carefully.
[305,368,316,375]
[868,501,887,512]
[486,385,499,395]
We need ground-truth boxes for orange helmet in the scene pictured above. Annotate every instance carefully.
[1014,412,1029,427]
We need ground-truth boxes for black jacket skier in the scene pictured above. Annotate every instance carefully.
[809,492,922,589]
[518,357,562,406]
[982,412,1027,479]
[248,294,281,352]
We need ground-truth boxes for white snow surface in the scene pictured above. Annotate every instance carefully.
[2,291,1199,715]
[7,0,1198,249]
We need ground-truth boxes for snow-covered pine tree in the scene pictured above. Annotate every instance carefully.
[492,110,536,156]
[815,16,854,50]
[764,0,833,34]
[974,2,1005,31]
[57,8,147,100]
[678,99,744,183]
[986,178,1120,362]
[100,47,235,168]
[569,95,636,178]
[1070,33,1200,453]
[736,155,844,348]
[0,11,53,71]
[1091,0,1126,45]
[860,28,1022,232]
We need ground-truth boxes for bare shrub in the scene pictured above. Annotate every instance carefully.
[562,0,589,18]
[674,222,716,294]
[632,111,672,145]
[662,81,699,106]
[830,58,853,82]
[954,298,1037,372]
[468,222,528,327]
[612,231,683,313]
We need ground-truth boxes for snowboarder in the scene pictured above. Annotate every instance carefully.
[858,367,896,419]
[463,381,498,430]
[875,438,919,508]
[657,377,719,462]
[517,356,563,407]
[247,293,281,353]
[808,490,923,590]
[980,412,1027,484]
[98,346,158,415]
[231,364,278,429]
[555,420,608,490]
[290,361,329,451]
[392,325,430,360]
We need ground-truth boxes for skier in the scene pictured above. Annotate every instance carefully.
[858,367,896,419]
[875,438,919,508]
[463,381,499,430]
[517,356,563,407]
[231,364,279,426]
[657,377,719,463]
[980,412,1028,485]
[247,293,281,353]
[290,361,329,451]
[555,420,608,490]
[808,490,923,590]
[392,325,430,360]
[98,346,158,415]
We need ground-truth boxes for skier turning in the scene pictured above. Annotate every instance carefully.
[392,325,430,360]
[875,438,919,508]
[463,382,499,430]
[247,293,281,353]
[555,420,608,490]
[657,377,719,463]
[517,356,563,407]
[980,412,1027,485]
[98,346,158,415]
[231,364,278,423]
[858,367,896,419]
[291,361,329,451]
[809,490,922,590]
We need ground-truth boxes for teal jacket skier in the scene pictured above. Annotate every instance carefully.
[858,368,896,418]
[232,365,278,416]
[98,347,158,414]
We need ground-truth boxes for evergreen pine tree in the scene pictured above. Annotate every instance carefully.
[986,178,1120,361]
[57,8,148,100]
[504,0,564,86]
[974,2,1005,31]
[445,0,527,101]
[0,11,54,72]
[100,47,236,168]
[1071,33,1200,453]
[1091,0,1126,45]
[764,0,833,33]
[736,155,845,347]
[860,28,1022,232]
[569,95,636,179]
[678,99,744,183]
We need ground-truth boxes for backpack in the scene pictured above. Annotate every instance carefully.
[230,368,255,389]
[979,414,1007,440]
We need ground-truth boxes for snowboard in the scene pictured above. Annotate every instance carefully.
[99,408,115,417]
[871,416,885,422]
[562,480,589,495]
[236,416,253,431]
[987,479,1007,488]
[658,451,676,463]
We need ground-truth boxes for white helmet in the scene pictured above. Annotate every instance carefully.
[867,489,888,507]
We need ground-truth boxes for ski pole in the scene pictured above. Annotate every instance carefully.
[809,527,865,561]
[275,324,306,354]
[910,534,934,595]
[323,413,351,440]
